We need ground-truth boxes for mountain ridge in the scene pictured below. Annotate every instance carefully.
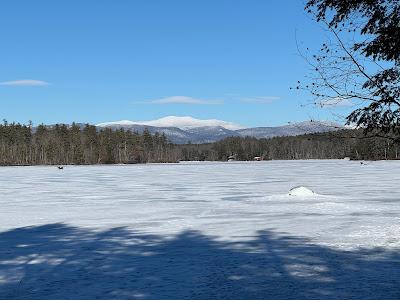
[97,116,342,144]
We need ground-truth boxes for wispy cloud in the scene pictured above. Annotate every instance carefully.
[240,96,280,104]
[318,97,354,107]
[0,79,49,87]
[137,96,223,105]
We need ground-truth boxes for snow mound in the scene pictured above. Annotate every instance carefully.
[288,186,316,196]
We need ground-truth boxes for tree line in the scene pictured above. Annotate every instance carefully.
[0,121,399,166]
[178,130,400,162]
[0,122,177,165]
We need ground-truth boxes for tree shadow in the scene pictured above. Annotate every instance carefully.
[0,224,399,299]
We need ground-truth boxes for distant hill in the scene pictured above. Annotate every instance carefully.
[96,116,342,144]
[236,121,342,139]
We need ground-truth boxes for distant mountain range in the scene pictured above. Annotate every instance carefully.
[96,116,343,144]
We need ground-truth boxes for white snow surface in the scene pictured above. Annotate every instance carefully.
[0,160,399,299]
[96,115,244,130]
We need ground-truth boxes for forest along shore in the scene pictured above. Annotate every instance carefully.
[0,122,399,166]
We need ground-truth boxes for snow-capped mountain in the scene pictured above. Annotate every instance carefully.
[96,116,342,144]
[236,121,341,139]
[97,116,243,131]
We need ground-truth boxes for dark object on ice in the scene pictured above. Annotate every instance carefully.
[57,166,64,170]
[228,154,237,162]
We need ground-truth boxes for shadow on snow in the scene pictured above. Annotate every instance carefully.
[0,224,399,299]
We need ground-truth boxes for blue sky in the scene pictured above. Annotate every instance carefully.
[0,0,351,127]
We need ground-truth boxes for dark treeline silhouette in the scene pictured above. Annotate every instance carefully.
[178,130,400,161]
[0,121,399,165]
[0,122,177,165]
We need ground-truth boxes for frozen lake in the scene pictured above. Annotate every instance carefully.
[0,160,399,299]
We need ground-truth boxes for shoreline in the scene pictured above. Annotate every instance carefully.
[1,158,400,167]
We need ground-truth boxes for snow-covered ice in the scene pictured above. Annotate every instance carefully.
[0,160,399,299]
